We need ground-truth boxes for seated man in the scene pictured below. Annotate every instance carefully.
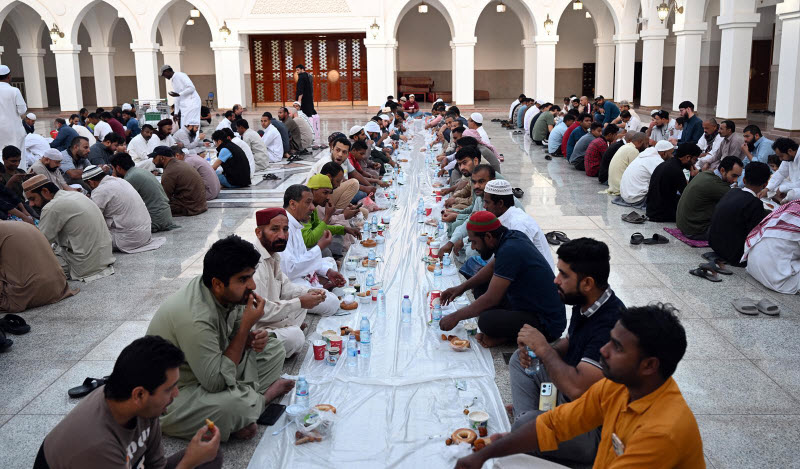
[308,135,373,204]
[570,122,603,170]
[584,124,618,177]
[319,162,366,220]
[126,124,156,170]
[547,113,574,157]
[210,129,251,188]
[253,208,327,356]
[223,128,255,179]
[23,175,116,281]
[89,133,125,167]
[34,336,222,469]
[60,136,92,187]
[49,118,78,152]
[457,304,703,469]
[280,184,345,316]
[676,156,743,240]
[150,146,208,216]
[646,143,701,222]
[709,162,771,267]
[532,104,559,146]
[743,200,800,294]
[176,149,221,201]
[147,235,295,441]
[1,146,30,202]
[288,107,313,150]
[597,133,627,184]
[509,239,624,466]
[82,165,161,253]
[303,174,361,255]
[566,113,593,163]
[29,149,74,191]
[110,152,178,232]
[235,119,268,174]
[278,107,304,154]
[0,220,77,313]
[439,212,565,348]
[619,140,674,205]
[173,124,207,152]
[759,137,800,204]
[606,132,648,195]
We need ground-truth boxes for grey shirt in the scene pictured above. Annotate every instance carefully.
[571,133,596,162]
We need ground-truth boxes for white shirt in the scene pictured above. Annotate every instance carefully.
[170,71,201,127]
[70,124,95,142]
[508,99,520,119]
[232,136,256,178]
[93,121,113,140]
[23,133,50,170]
[90,176,152,253]
[215,119,232,131]
[668,119,682,140]
[767,157,800,195]
[146,134,176,153]
[696,133,723,159]
[624,116,641,133]
[127,134,152,162]
[261,124,283,163]
[280,212,337,287]
[619,147,665,204]
[498,206,554,271]
[523,106,540,134]
[0,81,27,153]
[476,126,492,146]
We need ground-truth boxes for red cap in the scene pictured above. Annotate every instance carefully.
[466,211,502,233]
[255,208,287,226]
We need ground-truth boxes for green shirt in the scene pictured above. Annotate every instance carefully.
[124,167,178,232]
[676,171,731,236]
[532,111,555,141]
[301,208,346,247]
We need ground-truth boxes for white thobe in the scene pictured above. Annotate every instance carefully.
[90,176,159,253]
[767,158,800,202]
[745,237,800,294]
[619,148,664,204]
[23,133,50,170]
[476,126,492,146]
[508,99,519,119]
[128,134,151,162]
[70,124,95,143]
[498,206,555,271]
[171,72,201,128]
[232,137,256,178]
[0,82,27,154]
[215,119,232,131]
[241,129,269,171]
[147,134,176,153]
[261,124,283,163]
[295,115,314,149]
[696,133,724,161]
[93,121,113,141]
[523,107,540,135]
[281,213,337,287]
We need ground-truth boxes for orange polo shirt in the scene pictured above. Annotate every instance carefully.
[536,377,704,468]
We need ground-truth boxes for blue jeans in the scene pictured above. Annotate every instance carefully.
[407,111,422,118]
[351,190,367,204]
[218,173,240,188]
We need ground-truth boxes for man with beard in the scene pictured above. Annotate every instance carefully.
[147,119,179,154]
[128,124,157,171]
[646,143,701,222]
[277,106,305,155]
[174,124,208,152]
[677,155,743,239]
[253,208,327,356]
[147,235,295,441]
[456,304,702,469]
[671,100,703,145]
[279,184,344,317]
[23,175,116,281]
[34,336,223,469]
[89,133,125,167]
[29,148,75,191]
[500,238,624,466]
[150,146,207,216]
[439,212,565,348]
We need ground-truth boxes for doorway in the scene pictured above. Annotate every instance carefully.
[582,63,595,97]
[747,39,772,111]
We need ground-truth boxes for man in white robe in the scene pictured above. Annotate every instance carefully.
[161,65,201,130]
[0,65,27,155]
[742,200,800,295]
[128,124,156,170]
[260,114,283,164]
[235,120,268,173]
[23,132,51,170]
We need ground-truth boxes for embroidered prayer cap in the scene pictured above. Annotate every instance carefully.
[81,165,104,180]
[255,208,287,226]
[22,174,48,192]
[655,140,674,152]
[466,211,502,233]
[484,179,513,196]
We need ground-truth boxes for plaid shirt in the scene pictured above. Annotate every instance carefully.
[584,137,608,177]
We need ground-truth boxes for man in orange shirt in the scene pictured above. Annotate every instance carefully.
[455,303,704,469]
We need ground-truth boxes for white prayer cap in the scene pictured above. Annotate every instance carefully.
[348,125,364,137]
[535,100,544,105]
[43,148,63,162]
[618,99,631,107]
[26,113,36,120]
[409,94,415,97]
[81,165,104,180]
[469,113,483,124]
[655,140,674,152]
[121,103,132,111]
[292,101,301,106]
[364,121,381,134]
[0,65,9,75]
[484,179,513,196]
[379,114,390,121]
[435,98,443,103]
[159,64,172,75]
[650,109,660,116]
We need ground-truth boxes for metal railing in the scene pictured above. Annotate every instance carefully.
[10,81,25,99]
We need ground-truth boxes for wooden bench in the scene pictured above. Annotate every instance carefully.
[398,77,434,102]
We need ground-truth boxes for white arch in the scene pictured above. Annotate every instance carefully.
[0,0,55,32]
[469,0,536,39]
[66,0,138,44]
[546,0,622,36]
[147,0,220,44]
[387,0,458,40]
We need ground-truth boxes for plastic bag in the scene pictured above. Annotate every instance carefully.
[294,408,337,445]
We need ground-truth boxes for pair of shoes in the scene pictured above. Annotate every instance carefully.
[545,231,570,245]
[512,187,524,198]
[630,232,669,245]
[732,298,780,316]
[263,173,280,181]
[0,314,30,335]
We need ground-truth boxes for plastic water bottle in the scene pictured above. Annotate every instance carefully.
[433,263,442,289]
[432,304,442,323]
[401,295,412,323]
[368,249,377,261]
[366,273,375,288]
[360,315,371,344]
[524,347,541,376]
[371,215,378,226]
[295,376,309,407]
[442,253,452,267]
[377,289,386,315]
[347,334,358,366]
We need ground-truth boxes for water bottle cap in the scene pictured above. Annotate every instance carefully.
[362,315,368,320]
[378,289,384,293]
[298,375,305,380]
[404,295,409,298]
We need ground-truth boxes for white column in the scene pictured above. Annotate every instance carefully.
[671,24,706,110]
[211,40,246,109]
[160,46,184,107]
[16,48,48,108]
[715,13,760,119]
[0,46,3,62]
[612,34,638,102]
[638,29,668,107]
[130,43,161,101]
[50,44,83,112]
[521,39,536,98]
[365,40,396,107]
[450,38,476,105]
[534,35,558,103]
[594,39,615,98]
[774,2,800,130]
[87,47,117,107]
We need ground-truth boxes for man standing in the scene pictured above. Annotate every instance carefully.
[211,130,251,188]
[646,143,701,222]
[294,64,319,142]
[0,65,27,153]
[49,118,78,152]
[147,236,295,441]
[253,208,327,357]
[24,175,116,281]
[110,153,178,232]
[676,156,743,239]
[150,146,208,216]
[161,65,202,130]
[82,165,161,253]
[260,112,284,164]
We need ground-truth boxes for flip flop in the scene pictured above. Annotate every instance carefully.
[545,232,561,246]
[700,261,732,275]
[732,298,759,315]
[0,329,12,353]
[630,232,645,245]
[553,231,570,243]
[621,211,648,224]
[544,154,552,160]
[757,299,780,316]
[68,376,109,399]
[690,265,722,282]
[701,251,721,263]
[642,234,669,245]
[0,314,30,335]
[512,188,524,199]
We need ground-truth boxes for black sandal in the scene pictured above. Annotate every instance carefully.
[630,232,645,245]
[68,376,109,399]
[545,232,561,246]
[700,261,732,276]
[0,329,12,353]
[512,188,524,199]
[642,234,669,245]
[689,265,722,282]
[0,314,30,335]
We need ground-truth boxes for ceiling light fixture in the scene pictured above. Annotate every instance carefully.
[573,0,583,10]
[496,2,507,13]
[190,9,200,18]
[186,19,194,25]
[418,1,428,13]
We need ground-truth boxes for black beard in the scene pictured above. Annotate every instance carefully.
[559,288,587,306]
[189,130,196,138]
[46,165,58,173]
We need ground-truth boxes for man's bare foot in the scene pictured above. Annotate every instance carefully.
[504,403,514,417]
[231,422,257,440]
[264,378,295,403]
[300,323,308,331]
[476,332,509,348]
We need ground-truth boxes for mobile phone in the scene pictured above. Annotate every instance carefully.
[257,403,286,426]
[539,382,558,412]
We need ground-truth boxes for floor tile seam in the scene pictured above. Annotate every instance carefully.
[5,359,81,425]
[749,360,800,405]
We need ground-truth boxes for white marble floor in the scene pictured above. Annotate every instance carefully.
[1,113,799,469]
